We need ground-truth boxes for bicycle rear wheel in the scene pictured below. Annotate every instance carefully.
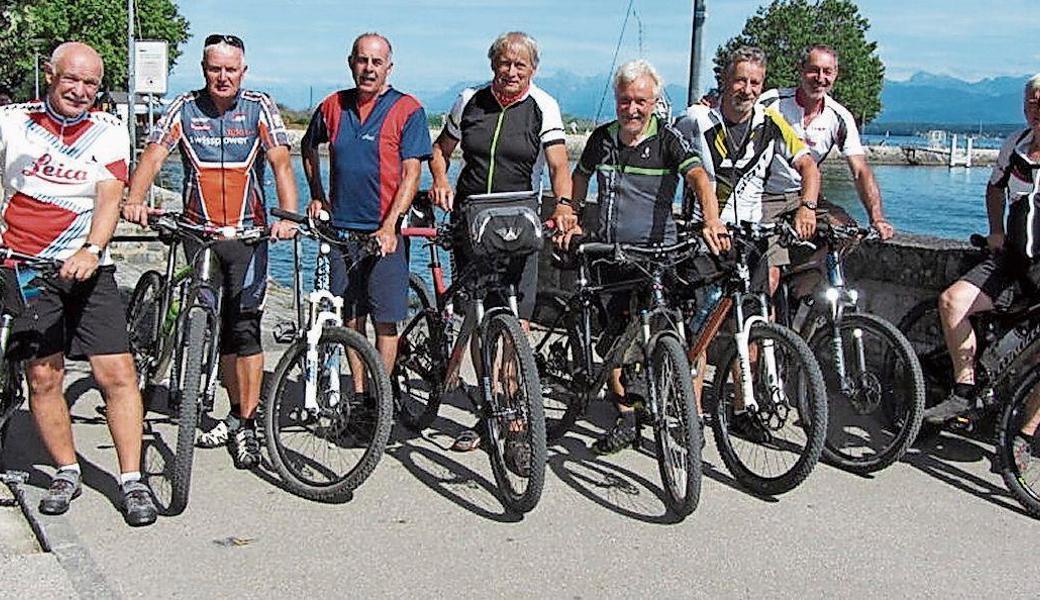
[810,312,925,473]
[898,299,949,410]
[483,312,547,514]
[998,364,1040,518]
[710,321,827,496]
[649,334,702,518]
[531,290,586,441]
[264,327,393,501]
[393,274,444,431]
[126,270,166,392]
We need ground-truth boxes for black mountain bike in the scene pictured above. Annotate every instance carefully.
[899,235,1040,516]
[127,212,267,515]
[261,208,394,502]
[395,191,547,514]
[531,236,703,518]
[773,221,925,474]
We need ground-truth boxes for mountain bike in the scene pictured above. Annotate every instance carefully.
[899,234,1040,516]
[0,249,63,471]
[682,221,828,496]
[129,212,267,515]
[260,208,393,502]
[772,221,925,473]
[531,236,703,518]
[394,190,547,514]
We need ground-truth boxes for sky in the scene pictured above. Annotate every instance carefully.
[162,0,1040,105]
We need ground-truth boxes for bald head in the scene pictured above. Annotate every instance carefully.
[45,42,103,118]
[49,42,104,80]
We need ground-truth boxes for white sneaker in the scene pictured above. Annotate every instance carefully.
[195,420,230,448]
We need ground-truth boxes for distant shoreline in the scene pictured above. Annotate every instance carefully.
[279,127,998,166]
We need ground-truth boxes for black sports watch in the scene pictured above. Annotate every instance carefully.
[82,242,103,257]
[800,199,819,210]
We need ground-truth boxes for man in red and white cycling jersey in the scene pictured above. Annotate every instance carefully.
[0,42,156,526]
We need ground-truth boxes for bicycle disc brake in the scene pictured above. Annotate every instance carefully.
[757,387,790,431]
[845,371,883,415]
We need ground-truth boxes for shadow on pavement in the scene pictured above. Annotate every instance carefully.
[904,432,1031,517]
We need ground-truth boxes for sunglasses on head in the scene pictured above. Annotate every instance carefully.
[204,34,245,51]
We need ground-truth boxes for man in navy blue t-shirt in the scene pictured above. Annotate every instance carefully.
[301,32,432,378]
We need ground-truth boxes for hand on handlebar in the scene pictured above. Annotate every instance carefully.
[702,218,730,255]
[554,223,584,251]
[121,202,161,226]
[986,232,1005,253]
[371,224,397,256]
[306,199,328,220]
[871,219,895,241]
[793,205,817,239]
[431,179,455,212]
[270,219,298,241]
[551,203,579,234]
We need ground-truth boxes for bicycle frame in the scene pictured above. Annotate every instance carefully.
[168,242,224,411]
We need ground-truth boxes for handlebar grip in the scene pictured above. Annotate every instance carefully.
[271,208,307,224]
[401,227,438,239]
[969,234,988,249]
[578,242,616,256]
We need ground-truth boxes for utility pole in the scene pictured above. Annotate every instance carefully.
[687,0,707,106]
[127,0,137,168]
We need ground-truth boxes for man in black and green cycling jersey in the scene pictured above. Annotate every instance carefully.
[553,58,717,455]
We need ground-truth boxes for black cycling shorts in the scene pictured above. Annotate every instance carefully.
[959,253,1040,310]
[6,266,130,361]
[182,239,266,357]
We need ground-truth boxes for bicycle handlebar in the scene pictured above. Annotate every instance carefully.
[0,247,64,271]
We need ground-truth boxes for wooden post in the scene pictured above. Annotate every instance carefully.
[966,136,974,168]
[949,133,957,168]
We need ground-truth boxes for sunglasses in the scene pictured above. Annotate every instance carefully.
[204,34,245,51]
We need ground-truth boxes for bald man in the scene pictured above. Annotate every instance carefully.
[0,42,157,526]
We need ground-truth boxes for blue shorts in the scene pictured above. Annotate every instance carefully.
[329,233,408,324]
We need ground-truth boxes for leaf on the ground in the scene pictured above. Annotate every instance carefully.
[213,536,257,547]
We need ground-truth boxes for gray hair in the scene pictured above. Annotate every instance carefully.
[1026,73,1040,95]
[799,44,838,69]
[487,32,539,68]
[613,59,663,98]
[723,45,767,78]
[350,32,393,62]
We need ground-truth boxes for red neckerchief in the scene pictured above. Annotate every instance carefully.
[492,84,529,108]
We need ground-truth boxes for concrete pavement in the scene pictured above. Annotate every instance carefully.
[0,273,1038,598]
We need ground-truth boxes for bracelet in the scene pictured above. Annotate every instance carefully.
[800,199,818,210]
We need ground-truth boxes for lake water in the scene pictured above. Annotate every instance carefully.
[157,159,992,287]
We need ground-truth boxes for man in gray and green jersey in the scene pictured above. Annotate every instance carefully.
[573,113,700,245]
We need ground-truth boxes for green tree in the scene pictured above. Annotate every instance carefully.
[713,0,884,124]
[0,0,190,99]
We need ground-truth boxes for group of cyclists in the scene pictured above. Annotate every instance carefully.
[1,27,1039,527]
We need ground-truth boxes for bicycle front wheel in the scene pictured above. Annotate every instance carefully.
[264,326,394,502]
[897,298,949,410]
[810,312,925,473]
[393,274,444,431]
[650,334,702,518]
[483,312,547,514]
[998,364,1040,518]
[165,306,207,516]
[710,321,827,496]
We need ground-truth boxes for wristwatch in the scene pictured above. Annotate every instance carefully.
[82,242,103,257]
[800,199,819,210]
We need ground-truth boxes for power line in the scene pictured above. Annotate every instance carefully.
[594,0,636,125]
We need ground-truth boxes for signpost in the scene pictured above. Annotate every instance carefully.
[133,40,168,205]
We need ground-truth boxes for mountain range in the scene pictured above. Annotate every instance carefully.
[259,70,1029,126]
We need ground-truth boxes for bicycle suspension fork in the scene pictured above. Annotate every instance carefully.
[303,243,346,411]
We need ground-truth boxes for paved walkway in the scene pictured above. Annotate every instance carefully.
[0,271,1038,598]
